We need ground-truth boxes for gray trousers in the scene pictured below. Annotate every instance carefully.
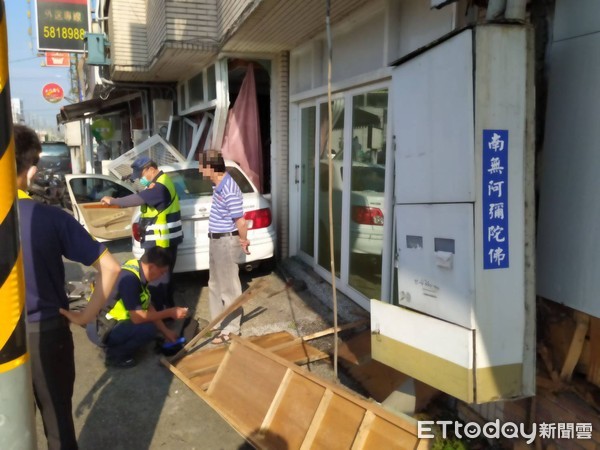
[208,235,243,335]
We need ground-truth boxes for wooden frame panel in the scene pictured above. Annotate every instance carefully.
[208,343,288,433]
[164,335,426,449]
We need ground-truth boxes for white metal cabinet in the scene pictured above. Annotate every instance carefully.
[393,29,474,204]
[395,203,475,329]
[372,25,536,403]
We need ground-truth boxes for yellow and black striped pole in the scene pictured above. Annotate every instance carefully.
[0,1,37,447]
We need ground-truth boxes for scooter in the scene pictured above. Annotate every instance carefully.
[29,168,71,210]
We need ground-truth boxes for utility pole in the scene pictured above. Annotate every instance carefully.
[0,1,38,448]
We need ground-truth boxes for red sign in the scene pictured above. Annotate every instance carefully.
[42,83,65,103]
[45,52,71,67]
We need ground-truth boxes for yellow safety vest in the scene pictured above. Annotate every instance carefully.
[105,260,150,321]
[139,172,183,248]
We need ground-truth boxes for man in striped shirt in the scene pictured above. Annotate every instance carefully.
[200,150,250,344]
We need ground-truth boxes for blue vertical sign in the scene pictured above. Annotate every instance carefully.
[483,130,509,269]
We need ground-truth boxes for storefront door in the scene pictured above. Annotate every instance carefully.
[293,84,390,306]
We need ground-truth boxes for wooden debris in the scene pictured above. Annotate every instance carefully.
[586,316,600,387]
[169,331,328,390]
[560,311,590,382]
[338,330,439,409]
[169,278,269,362]
[266,319,369,353]
[164,336,427,450]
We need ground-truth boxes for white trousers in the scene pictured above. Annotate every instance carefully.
[208,235,243,335]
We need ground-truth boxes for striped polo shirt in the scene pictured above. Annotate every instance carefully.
[208,172,244,233]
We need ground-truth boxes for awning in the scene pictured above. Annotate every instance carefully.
[58,91,141,123]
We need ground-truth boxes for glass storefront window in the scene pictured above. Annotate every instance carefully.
[206,64,216,101]
[347,89,388,299]
[295,85,388,304]
[189,72,204,105]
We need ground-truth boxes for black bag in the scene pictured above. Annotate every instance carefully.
[96,315,118,344]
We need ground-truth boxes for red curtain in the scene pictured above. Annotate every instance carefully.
[221,63,263,192]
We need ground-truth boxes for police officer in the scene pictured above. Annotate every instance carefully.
[14,124,122,450]
[101,156,183,308]
[82,246,188,368]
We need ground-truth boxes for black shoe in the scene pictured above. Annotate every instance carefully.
[105,357,136,369]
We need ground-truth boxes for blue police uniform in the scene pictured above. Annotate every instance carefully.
[86,260,158,365]
[18,190,106,450]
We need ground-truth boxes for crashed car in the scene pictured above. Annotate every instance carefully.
[65,159,275,273]
[319,157,385,256]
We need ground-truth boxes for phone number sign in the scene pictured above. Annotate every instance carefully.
[35,0,90,52]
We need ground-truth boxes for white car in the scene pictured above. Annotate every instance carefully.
[319,158,385,256]
[65,160,276,273]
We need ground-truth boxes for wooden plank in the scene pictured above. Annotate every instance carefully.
[338,330,407,402]
[175,332,327,384]
[309,395,366,450]
[300,389,334,450]
[208,341,288,433]
[163,335,423,449]
[560,312,590,381]
[348,360,408,403]
[225,336,420,434]
[257,372,325,450]
[169,278,268,363]
[176,332,295,376]
[260,369,294,430]
[272,342,329,365]
[586,316,600,386]
[337,328,372,366]
[538,343,560,384]
[267,319,369,354]
[351,411,376,450]
[359,414,422,450]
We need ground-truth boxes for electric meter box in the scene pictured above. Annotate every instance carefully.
[371,25,535,403]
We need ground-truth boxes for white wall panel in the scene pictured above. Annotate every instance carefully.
[393,29,474,204]
[330,11,386,84]
[537,33,600,317]
[392,0,454,61]
[553,0,600,42]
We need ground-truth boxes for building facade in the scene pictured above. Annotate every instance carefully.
[67,0,540,404]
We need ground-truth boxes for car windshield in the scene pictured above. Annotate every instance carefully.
[38,143,71,174]
[41,143,69,157]
[169,167,255,200]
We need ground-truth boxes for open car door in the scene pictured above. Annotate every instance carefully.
[65,174,138,241]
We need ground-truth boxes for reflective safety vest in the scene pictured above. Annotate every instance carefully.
[139,172,183,248]
[105,260,150,322]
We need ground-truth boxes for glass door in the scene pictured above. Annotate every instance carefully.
[317,99,345,276]
[299,106,316,257]
[293,84,389,305]
[347,89,388,299]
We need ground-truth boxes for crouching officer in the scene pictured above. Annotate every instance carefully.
[100,155,183,309]
[86,246,188,368]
